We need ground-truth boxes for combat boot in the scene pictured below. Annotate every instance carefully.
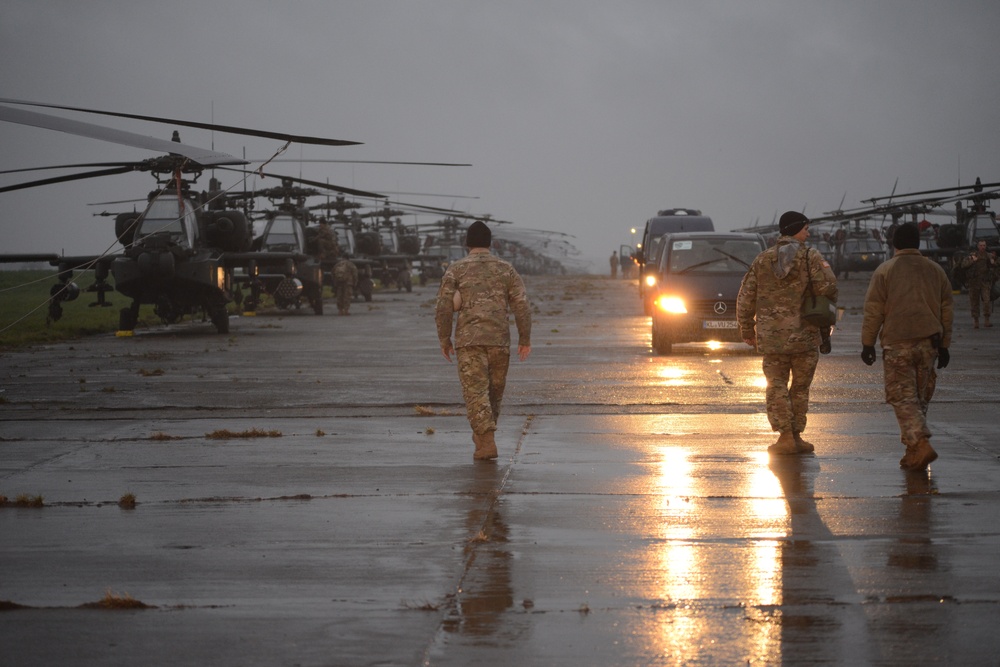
[900,438,938,470]
[767,431,799,455]
[985,316,992,328]
[473,431,498,461]
[793,433,816,453]
[974,318,980,329]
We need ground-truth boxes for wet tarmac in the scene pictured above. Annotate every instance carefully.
[2,273,999,666]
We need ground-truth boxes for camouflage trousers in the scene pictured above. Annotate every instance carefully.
[456,345,510,435]
[762,349,819,434]
[967,280,993,319]
[336,284,354,313]
[882,339,937,447]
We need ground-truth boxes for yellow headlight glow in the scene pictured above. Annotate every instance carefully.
[657,296,688,314]
[645,275,657,288]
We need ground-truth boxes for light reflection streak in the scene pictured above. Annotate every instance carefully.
[653,445,700,657]
[654,364,691,387]
[644,441,789,662]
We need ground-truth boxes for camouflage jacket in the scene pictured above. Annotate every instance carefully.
[862,249,953,349]
[333,259,358,286]
[737,238,838,354]
[435,251,531,348]
[959,250,997,285]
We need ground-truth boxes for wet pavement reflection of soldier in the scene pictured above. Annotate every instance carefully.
[441,463,518,643]
[873,470,954,663]
[767,458,874,663]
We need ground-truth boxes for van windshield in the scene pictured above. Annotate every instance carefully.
[668,238,761,274]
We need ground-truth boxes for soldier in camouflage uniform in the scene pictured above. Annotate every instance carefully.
[333,258,358,315]
[958,239,997,328]
[862,222,953,471]
[435,221,532,461]
[737,211,838,455]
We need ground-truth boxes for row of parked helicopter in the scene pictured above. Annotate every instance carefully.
[0,98,572,334]
[736,177,1000,285]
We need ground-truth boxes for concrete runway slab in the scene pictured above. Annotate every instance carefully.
[2,273,999,665]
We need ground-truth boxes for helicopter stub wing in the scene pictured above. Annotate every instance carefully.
[0,104,245,167]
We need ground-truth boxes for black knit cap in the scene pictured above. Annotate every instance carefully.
[465,220,492,248]
[778,211,809,237]
[893,221,920,250]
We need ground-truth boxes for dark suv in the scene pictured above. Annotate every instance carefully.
[649,232,765,354]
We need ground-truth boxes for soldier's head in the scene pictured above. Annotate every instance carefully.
[977,240,988,253]
[778,211,809,239]
[892,222,920,250]
[465,221,492,249]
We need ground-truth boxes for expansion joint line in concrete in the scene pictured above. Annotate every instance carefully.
[420,414,535,665]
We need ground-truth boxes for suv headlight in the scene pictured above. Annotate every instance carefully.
[657,296,688,314]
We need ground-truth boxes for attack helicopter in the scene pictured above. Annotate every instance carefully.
[357,206,418,291]
[223,178,329,315]
[860,178,1000,287]
[797,178,1000,285]
[0,98,377,333]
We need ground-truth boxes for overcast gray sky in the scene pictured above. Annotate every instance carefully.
[2,0,998,270]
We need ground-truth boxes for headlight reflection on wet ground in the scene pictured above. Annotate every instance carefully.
[640,438,790,662]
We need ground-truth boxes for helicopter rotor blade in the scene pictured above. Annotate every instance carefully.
[0,165,140,194]
[0,161,142,175]
[215,167,385,200]
[866,180,1000,203]
[0,104,244,167]
[251,158,470,167]
[0,98,362,148]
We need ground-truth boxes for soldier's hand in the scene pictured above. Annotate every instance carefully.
[861,345,877,366]
[742,335,755,347]
[518,345,531,362]
[937,347,950,369]
[441,343,455,363]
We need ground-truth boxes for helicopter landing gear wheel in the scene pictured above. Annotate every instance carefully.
[359,277,373,302]
[398,269,412,293]
[208,304,230,334]
[310,289,324,315]
[119,302,140,332]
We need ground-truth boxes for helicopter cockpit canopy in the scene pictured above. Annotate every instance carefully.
[378,228,399,253]
[331,225,355,253]
[262,214,305,252]
[136,197,198,247]
[967,214,1000,245]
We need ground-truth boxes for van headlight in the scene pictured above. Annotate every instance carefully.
[644,274,657,288]
[657,296,688,314]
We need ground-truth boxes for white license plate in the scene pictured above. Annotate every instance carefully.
[703,320,738,329]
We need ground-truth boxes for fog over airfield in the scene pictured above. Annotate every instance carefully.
[1,1,998,271]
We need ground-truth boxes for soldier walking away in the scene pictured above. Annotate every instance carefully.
[959,239,997,328]
[435,221,532,461]
[861,222,954,471]
[610,251,618,279]
[737,211,838,455]
[333,258,358,315]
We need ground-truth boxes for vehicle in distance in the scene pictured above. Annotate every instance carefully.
[832,237,886,279]
[650,232,765,355]
[638,209,714,314]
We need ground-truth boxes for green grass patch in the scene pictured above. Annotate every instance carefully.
[0,269,160,348]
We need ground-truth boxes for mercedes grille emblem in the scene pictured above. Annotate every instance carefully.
[713,301,728,315]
